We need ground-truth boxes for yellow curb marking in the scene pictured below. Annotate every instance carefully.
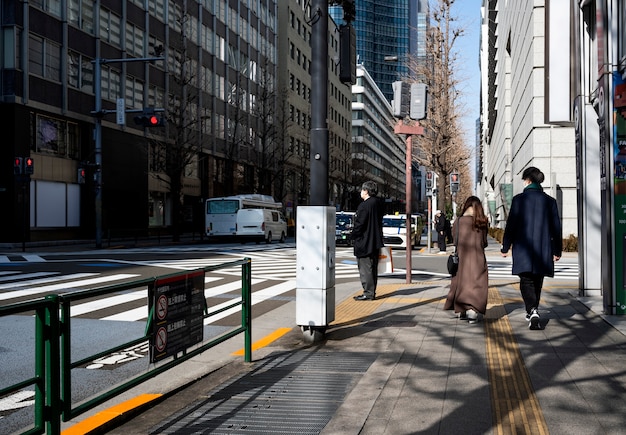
[62,394,162,435]
[231,327,292,356]
[485,287,549,434]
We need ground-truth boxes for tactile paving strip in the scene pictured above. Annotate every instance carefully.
[149,350,378,434]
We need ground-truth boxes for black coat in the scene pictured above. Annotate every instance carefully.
[501,185,562,277]
[352,196,384,258]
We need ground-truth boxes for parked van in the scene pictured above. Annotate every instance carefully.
[237,208,287,243]
[382,214,423,248]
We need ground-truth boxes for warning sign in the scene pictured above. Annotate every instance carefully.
[149,270,205,363]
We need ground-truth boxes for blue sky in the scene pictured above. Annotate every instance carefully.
[451,0,482,148]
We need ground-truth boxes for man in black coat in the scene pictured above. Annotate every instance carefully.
[352,181,384,301]
[501,166,562,329]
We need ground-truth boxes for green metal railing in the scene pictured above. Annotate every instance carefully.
[0,258,252,435]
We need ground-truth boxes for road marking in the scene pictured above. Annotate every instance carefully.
[0,271,60,283]
[231,327,292,356]
[61,394,162,435]
[0,390,35,411]
[0,273,97,290]
[0,274,139,301]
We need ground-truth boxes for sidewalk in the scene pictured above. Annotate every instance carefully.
[61,267,626,434]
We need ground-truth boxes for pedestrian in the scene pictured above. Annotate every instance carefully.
[501,166,562,330]
[444,196,489,323]
[435,210,448,254]
[352,181,384,301]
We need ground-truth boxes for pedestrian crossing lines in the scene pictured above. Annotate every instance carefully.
[0,269,295,323]
[486,259,579,281]
[145,251,361,282]
[0,254,45,263]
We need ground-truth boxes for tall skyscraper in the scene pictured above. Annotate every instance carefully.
[330,0,428,101]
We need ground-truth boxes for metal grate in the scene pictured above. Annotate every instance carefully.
[150,350,378,434]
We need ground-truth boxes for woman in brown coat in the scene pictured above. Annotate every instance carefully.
[444,196,489,323]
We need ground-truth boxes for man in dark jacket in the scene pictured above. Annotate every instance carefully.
[501,166,562,329]
[352,181,384,301]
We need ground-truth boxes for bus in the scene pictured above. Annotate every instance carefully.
[205,194,287,243]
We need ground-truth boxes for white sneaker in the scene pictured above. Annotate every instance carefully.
[528,308,540,330]
[467,309,479,324]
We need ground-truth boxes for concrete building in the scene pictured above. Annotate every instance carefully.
[573,0,626,311]
[0,0,355,243]
[0,0,281,243]
[350,64,409,212]
[478,1,577,240]
[276,0,354,217]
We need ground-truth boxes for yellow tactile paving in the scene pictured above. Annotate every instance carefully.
[485,287,549,434]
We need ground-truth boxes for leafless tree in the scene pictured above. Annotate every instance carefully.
[407,0,472,214]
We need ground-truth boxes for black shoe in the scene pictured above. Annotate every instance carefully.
[354,294,374,301]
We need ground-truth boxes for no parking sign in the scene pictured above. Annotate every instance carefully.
[148,270,205,363]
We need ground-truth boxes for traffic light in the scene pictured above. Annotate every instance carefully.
[450,172,460,193]
[392,81,410,118]
[410,83,428,120]
[134,110,164,127]
[13,157,23,175]
[425,171,434,189]
[24,157,34,175]
[78,167,86,184]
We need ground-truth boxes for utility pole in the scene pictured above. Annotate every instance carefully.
[310,0,329,205]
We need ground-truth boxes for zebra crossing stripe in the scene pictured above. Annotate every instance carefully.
[0,274,139,301]
[0,272,60,284]
[99,277,268,322]
[0,273,98,292]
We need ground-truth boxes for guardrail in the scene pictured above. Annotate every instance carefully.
[0,258,252,435]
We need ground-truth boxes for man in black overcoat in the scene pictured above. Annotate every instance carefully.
[352,181,384,301]
[501,166,562,329]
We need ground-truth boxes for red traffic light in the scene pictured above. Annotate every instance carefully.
[24,157,34,174]
[13,157,23,175]
[78,168,86,184]
[133,110,164,127]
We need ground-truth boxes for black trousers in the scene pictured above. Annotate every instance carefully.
[519,273,544,313]
[357,253,379,297]
[437,231,446,251]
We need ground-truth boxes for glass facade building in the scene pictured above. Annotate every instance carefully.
[330,0,427,101]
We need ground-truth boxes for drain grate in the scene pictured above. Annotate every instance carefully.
[150,350,378,434]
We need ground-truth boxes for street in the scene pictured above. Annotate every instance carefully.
[0,240,579,433]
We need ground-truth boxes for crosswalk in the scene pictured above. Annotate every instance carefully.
[0,250,579,322]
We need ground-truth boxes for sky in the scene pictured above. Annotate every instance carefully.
[449,0,483,149]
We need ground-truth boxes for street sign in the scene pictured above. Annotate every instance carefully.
[116,98,125,125]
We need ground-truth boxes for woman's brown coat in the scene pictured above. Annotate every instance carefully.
[444,215,489,314]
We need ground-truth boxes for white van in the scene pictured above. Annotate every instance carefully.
[237,208,287,243]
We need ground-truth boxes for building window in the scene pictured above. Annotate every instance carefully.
[33,114,81,159]
[125,22,145,57]
[125,76,144,109]
[30,0,62,18]
[100,8,122,47]
[69,0,94,34]
[29,34,61,82]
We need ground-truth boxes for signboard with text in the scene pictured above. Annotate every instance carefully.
[149,270,205,363]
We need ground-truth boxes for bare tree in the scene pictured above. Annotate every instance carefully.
[407,0,471,214]
[148,7,204,242]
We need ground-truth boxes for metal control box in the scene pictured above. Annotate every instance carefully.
[296,206,336,326]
